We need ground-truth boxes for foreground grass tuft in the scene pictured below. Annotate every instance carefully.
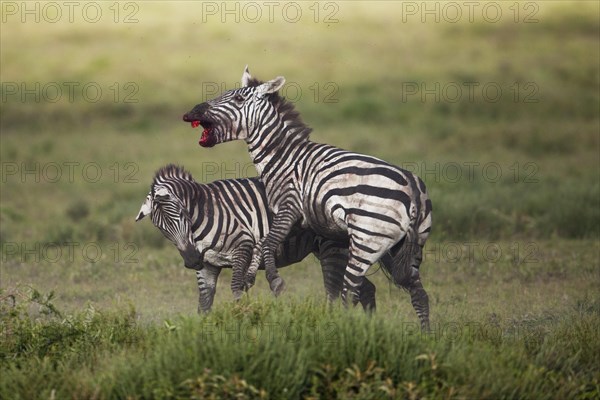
[1,288,598,399]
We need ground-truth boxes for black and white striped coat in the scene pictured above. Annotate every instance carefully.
[136,165,376,312]
[183,68,433,329]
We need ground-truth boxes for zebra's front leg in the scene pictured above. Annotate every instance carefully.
[231,242,254,301]
[245,239,264,290]
[195,265,221,313]
[262,202,302,296]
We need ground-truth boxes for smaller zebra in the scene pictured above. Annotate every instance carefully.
[136,164,376,312]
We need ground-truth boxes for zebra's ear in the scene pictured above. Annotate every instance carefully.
[257,76,286,98]
[241,65,252,87]
[136,193,152,221]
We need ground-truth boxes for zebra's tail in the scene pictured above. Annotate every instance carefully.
[379,233,421,290]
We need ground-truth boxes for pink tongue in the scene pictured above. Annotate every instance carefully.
[191,121,200,128]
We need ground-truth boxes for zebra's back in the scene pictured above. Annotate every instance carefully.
[263,142,431,245]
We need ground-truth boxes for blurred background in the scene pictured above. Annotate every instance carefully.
[1,1,598,317]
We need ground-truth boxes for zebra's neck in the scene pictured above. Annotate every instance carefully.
[172,180,204,220]
[247,119,308,175]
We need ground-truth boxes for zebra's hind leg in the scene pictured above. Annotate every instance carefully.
[315,238,377,311]
[340,234,389,307]
[340,265,369,307]
[195,265,221,313]
[322,265,376,312]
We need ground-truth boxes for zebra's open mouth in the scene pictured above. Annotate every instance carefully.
[182,105,217,147]
[190,120,216,148]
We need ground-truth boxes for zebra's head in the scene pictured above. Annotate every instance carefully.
[136,166,203,270]
[182,66,287,147]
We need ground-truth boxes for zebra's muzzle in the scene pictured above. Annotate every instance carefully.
[179,245,203,271]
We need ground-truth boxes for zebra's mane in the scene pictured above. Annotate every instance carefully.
[153,164,196,186]
[246,77,312,141]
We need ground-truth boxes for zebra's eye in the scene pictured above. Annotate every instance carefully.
[233,94,244,103]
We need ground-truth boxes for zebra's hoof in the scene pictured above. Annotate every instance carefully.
[270,277,286,296]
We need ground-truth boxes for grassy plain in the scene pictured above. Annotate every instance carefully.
[1,1,599,398]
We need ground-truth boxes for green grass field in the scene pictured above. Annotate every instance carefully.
[1,1,599,398]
